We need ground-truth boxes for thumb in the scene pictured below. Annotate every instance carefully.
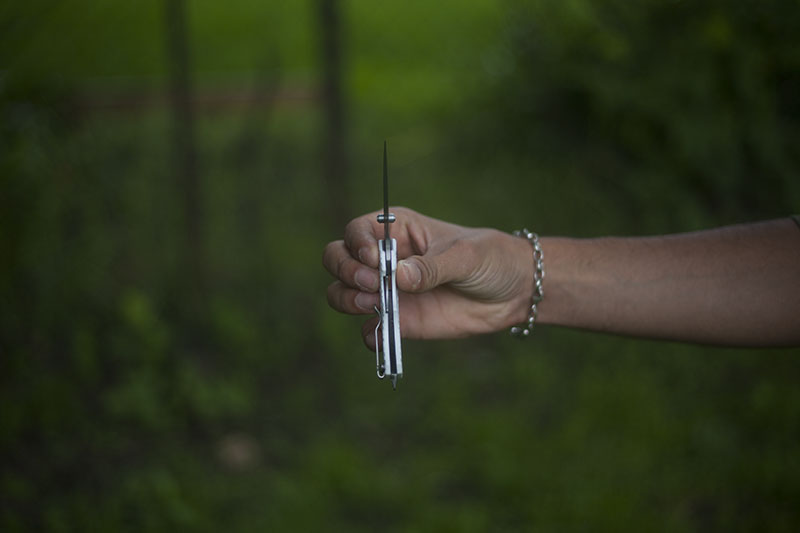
[396,242,473,293]
[396,258,427,292]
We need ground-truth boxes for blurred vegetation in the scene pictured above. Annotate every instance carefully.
[2,0,799,531]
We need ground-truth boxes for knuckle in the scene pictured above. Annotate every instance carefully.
[343,218,359,239]
[323,240,344,273]
[341,258,360,285]
[344,216,371,243]
[345,215,379,251]
[362,334,373,351]
[416,257,438,288]
[451,235,475,256]
[340,290,354,313]
[335,253,349,279]
[327,282,355,314]
[451,237,478,276]
[362,318,378,349]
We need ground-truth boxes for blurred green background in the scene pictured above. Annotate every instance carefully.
[2,0,800,530]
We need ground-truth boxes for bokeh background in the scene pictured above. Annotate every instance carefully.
[2,0,800,530]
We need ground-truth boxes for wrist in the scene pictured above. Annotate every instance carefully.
[507,231,537,327]
[508,229,545,336]
[534,236,584,328]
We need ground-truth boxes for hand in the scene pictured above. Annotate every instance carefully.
[322,207,533,349]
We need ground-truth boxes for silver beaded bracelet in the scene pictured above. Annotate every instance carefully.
[510,229,544,337]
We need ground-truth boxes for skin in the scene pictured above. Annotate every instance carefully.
[323,207,800,349]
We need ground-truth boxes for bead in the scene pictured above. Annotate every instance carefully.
[510,228,545,339]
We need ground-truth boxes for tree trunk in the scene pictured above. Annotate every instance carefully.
[318,0,348,229]
[164,0,204,297]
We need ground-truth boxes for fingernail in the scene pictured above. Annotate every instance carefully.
[400,260,422,289]
[355,269,379,291]
[358,246,378,267]
[355,292,377,311]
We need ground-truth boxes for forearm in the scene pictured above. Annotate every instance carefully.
[535,219,800,346]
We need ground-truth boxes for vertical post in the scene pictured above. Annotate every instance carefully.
[164,0,203,296]
[317,0,348,228]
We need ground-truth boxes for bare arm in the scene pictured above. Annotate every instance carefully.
[323,209,800,348]
[538,219,800,346]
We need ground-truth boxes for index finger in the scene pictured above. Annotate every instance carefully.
[344,213,381,268]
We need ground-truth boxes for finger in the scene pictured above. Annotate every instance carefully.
[344,215,381,268]
[396,238,476,293]
[343,207,433,267]
[326,281,381,315]
[361,315,380,351]
[322,240,380,291]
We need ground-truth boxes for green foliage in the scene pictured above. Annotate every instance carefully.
[458,0,800,235]
[2,1,800,531]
